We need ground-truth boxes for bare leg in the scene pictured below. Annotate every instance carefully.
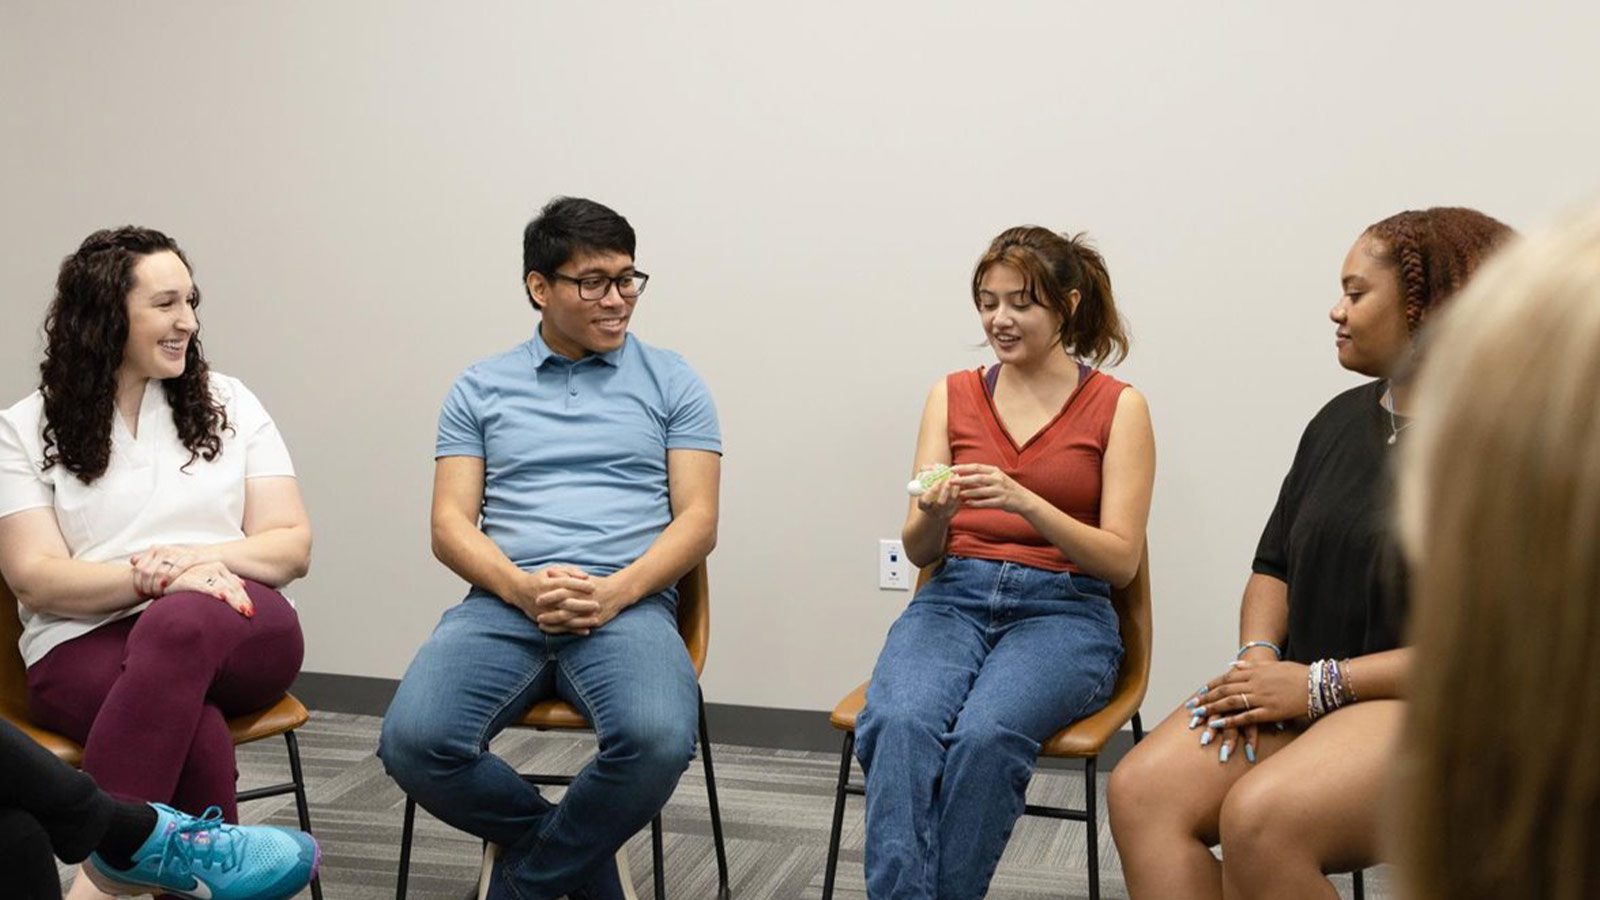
[1219,700,1403,899]
[65,867,114,900]
[1109,702,1296,899]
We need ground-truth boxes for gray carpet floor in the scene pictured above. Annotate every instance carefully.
[62,711,1388,898]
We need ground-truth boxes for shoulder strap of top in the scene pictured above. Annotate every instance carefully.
[984,363,1001,396]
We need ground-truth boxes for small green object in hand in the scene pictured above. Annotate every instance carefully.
[907,464,955,496]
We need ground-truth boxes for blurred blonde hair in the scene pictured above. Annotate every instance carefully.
[1398,201,1600,900]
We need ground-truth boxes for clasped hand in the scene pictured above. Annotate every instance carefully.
[1184,657,1309,764]
[130,545,254,618]
[513,565,628,635]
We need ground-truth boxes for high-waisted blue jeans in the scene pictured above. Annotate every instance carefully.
[377,593,698,900]
[856,556,1123,900]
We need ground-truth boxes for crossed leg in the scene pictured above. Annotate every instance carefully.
[1110,698,1402,899]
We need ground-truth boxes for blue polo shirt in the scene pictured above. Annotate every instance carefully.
[436,328,721,605]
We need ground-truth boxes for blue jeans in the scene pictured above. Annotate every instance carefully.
[855,556,1123,900]
[378,593,698,900]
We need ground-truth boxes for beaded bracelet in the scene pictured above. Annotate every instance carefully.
[1307,658,1358,722]
[1320,660,1339,714]
[1305,661,1314,720]
[1235,640,1283,661]
[1307,660,1326,721]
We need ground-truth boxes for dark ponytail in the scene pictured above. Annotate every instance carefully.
[1061,232,1127,365]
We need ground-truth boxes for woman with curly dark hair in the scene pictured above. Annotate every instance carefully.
[0,227,312,899]
[1107,207,1513,899]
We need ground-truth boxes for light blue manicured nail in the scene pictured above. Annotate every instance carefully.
[1245,744,1257,764]
[1185,697,1198,710]
[1192,706,1207,718]
[1208,718,1225,729]
[1200,730,1214,747]
[1187,714,1202,730]
[1219,744,1231,763]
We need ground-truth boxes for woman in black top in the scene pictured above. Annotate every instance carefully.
[1108,208,1512,899]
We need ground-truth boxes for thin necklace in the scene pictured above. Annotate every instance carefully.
[1382,387,1412,445]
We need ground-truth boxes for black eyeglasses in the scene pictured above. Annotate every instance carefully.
[547,270,650,301]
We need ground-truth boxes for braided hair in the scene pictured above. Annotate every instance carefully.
[1364,208,1515,332]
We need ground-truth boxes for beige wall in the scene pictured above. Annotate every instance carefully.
[4,2,1599,715]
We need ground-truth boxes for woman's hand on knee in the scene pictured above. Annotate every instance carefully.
[1183,684,1259,765]
[165,561,254,618]
[1208,723,1261,765]
[130,544,216,598]
[1193,660,1310,732]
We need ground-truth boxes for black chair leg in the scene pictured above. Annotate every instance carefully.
[282,731,324,900]
[821,732,854,900]
[697,691,732,898]
[1084,756,1100,900]
[1131,710,1145,743]
[396,796,417,900]
[1352,868,1365,899]
[650,814,666,900]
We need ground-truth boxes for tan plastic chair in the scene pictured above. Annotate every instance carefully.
[393,562,731,900]
[821,546,1152,900]
[0,578,323,899]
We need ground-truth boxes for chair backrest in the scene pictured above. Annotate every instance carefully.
[675,561,710,678]
[1,578,34,722]
[914,544,1153,711]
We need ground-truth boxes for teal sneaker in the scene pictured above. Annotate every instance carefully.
[85,803,320,900]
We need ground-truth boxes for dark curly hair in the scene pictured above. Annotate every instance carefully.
[40,226,228,483]
[971,226,1130,366]
[1365,208,1515,332]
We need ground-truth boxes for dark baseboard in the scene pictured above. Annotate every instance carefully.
[290,671,1138,768]
[291,671,401,716]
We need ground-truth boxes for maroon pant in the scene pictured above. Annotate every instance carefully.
[26,581,303,823]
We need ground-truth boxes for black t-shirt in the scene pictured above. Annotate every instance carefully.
[1252,381,1409,662]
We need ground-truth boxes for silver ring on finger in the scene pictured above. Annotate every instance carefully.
[206,577,216,586]
[161,560,176,569]
[1240,692,1251,710]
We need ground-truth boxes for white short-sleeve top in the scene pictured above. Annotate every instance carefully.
[0,373,295,666]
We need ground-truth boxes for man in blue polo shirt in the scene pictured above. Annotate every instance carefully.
[379,197,721,900]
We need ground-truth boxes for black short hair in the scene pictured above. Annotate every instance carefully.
[522,197,636,306]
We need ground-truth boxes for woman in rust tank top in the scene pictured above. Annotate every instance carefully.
[854,226,1156,899]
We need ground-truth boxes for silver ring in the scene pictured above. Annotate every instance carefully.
[161,560,176,569]
[1241,693,1251,710]
[205,577,216,586]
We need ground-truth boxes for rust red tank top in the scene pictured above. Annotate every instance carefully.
[944,364,1128,573]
